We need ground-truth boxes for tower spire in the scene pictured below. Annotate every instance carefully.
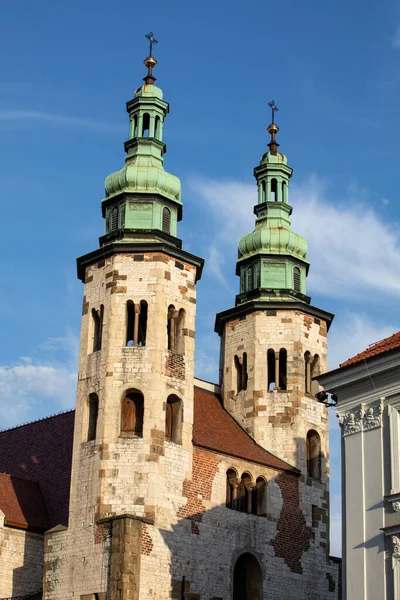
[267,100,279,155]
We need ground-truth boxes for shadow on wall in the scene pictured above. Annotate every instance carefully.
[152,437,337,600]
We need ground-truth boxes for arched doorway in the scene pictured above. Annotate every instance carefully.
[233,552,262,600]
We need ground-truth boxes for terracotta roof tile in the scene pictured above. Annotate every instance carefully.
[0,411,74,528]
[340,330,400,368]
[193,387,298,473]
[0,473,48,531]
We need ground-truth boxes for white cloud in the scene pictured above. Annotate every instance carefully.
[0,109,124,133]
[328,312,397,370]
[0,333,78,430]
[189,175,400,302]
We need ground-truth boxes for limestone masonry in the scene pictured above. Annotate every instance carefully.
[0,47,340,600]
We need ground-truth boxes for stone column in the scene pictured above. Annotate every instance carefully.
[275,353,280,390]
[133,303,141,345]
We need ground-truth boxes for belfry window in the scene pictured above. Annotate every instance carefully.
[111,206,119,232]
[162,207,171,235]
[271,178,277,202]
[92,306,104,353]
[307,430,321,480]
[293,267,301,292]
[237,473,253,513]
[254,477,267,516]
[165,395,182,444]
[310,354,320,396]
[234,353,248,394]
[262,181,266,203]
[142,113,150,137]
[247,266,254,291]
[167,305,185,355]
[279,348,287,390]
[267,349,275,390]
[305,352,320,395]
[154,116,161,140]
[282,180,286,203]
[87,393,99,442]
[121,390,144,436]
[126,301,147,346]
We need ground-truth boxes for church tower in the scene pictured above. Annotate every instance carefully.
[45,38,203,598]
[215,104,334,479]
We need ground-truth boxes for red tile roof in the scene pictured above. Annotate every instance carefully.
[0,473,48,531]
[0,411,74,528]
[340,330,400,368]
[193,387,298,473]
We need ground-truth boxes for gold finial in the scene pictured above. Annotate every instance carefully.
[143,32,158,85]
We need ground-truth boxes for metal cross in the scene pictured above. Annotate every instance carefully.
[145,32,158,57]
[268,100,279,124]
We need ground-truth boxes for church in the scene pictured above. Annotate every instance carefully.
[0,41,341,600]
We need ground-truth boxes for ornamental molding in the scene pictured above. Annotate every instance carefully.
[393,535,400,559]
[393,502,400,513]
[338,399,384,436]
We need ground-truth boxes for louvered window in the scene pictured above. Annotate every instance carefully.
[293,267,301,292]
[162,207,171,234]
[247,266,254,291]
[111,206,119,232]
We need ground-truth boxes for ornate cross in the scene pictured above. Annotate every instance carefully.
[268,100,279,124]
[145,32,158,57]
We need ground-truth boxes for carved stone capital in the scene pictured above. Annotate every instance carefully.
[341,407,363,436]
[393,501,400,513]
[393,535,400,559]
[362,400,383,431]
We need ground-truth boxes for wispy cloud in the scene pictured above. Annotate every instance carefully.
[189,175,400,303]
[392,23,400,48]
[0,332,78,429]
[0,109,125,133]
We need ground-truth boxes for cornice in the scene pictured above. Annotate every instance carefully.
[337,398,384,436]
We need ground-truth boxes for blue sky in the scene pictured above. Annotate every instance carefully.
[2,0,400,556]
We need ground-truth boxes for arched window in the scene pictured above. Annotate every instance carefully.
[165,395,182,444]
[267,348,275,390]
[237,473,253,513]
[304,351,311,393]
[247,266,254,291]
[293,267,301,292]
[154,116,161,140]
[168,306,185,355]
[167,304,176,350]
[111,206,119,232]
[233,553,262,600]
[138,300,148,346]
[162,207,171,234]
[87,393,99,442]
[271,178,277,202]
[126,301,147,346]
[310,354,320,396]
[307,430,321,480]
[282,180,286,203]
[253,477,267,516]
[234,353,247,394]
[278,348,287,391]
[262,180,266,203]
[92,305,104,352]
[142,113,150,137]
[226,469,237,509]
[121,390,144,437]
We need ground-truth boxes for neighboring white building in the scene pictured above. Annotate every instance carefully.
[318,331,400,600]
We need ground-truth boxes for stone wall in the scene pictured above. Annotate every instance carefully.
[0,524,43,598]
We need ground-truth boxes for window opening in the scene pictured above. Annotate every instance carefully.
[254,477,267,516]
[111,206,119,232]
[293,267,301,292]
[233,553,262,600]
[126,301,135,345]
[226,469,237,509]
[167,305,185,355]
[310,354,320,396]
[234,355,243,394]
[282,180,286,203]
[121,391,144,436]
[267,349,275,390]
[165,395,182,443]
[133,115,138,137]
[138,300,147,346]
[142,113,150,137]
[92,306,103,352]
[162,207,171,234]
[307,430,321,479]
[87,393,99,442]
[304,351,311,393]
[278,348,287,390]
[271,178,277,202]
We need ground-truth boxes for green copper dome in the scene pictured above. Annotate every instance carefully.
[238,208,308,262]
[134,83,164,100]
[104,144,181,205]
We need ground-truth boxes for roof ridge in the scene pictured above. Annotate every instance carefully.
[0,408,74,434]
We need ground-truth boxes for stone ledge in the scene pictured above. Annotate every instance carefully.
[97,513,154,526]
